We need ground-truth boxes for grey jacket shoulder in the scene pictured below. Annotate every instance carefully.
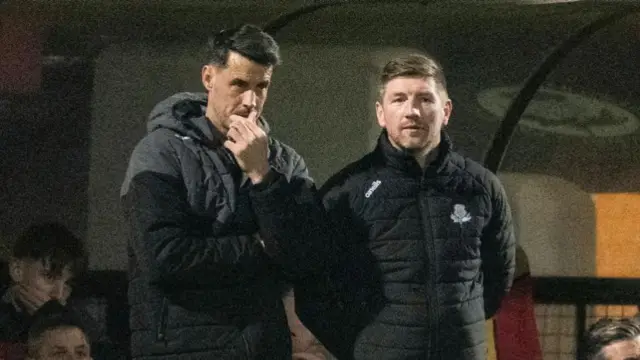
[268,137,310,181]
[120,128,185,197]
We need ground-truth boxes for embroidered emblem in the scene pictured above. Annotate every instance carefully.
[174,134,191,141]
[364,180,382,198]
[450,204,472,224]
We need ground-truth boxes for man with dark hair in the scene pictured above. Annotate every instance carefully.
[584,317,640,360]
[296,53,516,359]
[26,301,92,360]
[121,24,322,359]
[0,223,121,360]
[0,222,87,340]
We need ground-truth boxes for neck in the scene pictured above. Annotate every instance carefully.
[415,144,439,169]
[205,108,227,136]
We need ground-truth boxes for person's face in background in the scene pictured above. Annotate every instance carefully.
[599,336,640,360]
[9,258,73,313]
[28,326,91,360]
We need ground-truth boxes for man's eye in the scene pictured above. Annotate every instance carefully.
[43,273,56,280]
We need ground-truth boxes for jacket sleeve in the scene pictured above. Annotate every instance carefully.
[121,135,267,287]
[309,174,387,360]
[481,174,517,319]
[249,153,339,276]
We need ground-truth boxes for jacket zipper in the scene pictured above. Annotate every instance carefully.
[241,334,251,359]
[156,297,169,342]
[418,185,440,359]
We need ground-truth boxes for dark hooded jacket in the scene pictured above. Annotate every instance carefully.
[121,92,319,360]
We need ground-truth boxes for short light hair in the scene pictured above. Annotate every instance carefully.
[378,53,448,98]
[584,316,640,360]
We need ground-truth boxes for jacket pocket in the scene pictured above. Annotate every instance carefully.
[155,298,169,343]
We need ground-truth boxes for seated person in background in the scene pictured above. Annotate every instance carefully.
[584,316,640,360]
[25,300,92,360]
[0,223,117,359]
[0,223,87,339]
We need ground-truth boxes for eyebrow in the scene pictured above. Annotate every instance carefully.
[229,78,270,87]
[389,91,434,97]
[229,78,248,86]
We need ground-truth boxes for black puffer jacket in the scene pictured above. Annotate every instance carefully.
[121,92,316,360]
[297,132,516,360]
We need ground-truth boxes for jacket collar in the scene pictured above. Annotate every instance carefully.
[375,129,453,178]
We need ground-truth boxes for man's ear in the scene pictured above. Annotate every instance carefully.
[376,101,386,128]
[201,64,217,91]
[9,257,23,283]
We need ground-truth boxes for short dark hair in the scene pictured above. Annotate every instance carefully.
[379,53,447,98]
[27,301,89,358]
[12,222,87,277]
[583,316,640,360]
[206,24,280,67]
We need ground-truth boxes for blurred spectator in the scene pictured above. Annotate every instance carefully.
[0,223,87,339]
[25,301,91,360]
[584,316,640,360]
[0,223,122,359]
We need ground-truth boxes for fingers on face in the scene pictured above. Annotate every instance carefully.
[230,119,263,140]
[227,126,242,143]
[247,109,259,123]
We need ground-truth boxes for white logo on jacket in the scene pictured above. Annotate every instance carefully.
[365,180,382,198]
[451,204,472,224]
[174,134,192,141]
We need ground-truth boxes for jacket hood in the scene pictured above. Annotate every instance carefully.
[147,92,271,144]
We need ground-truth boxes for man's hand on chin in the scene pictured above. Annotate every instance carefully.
[224,110,271,184]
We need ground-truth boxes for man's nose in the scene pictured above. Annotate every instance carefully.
[403,102,421,118]
[241,90,257,109]
[49,282,67,302]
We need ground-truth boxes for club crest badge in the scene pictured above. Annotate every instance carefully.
[451,204,472,224]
